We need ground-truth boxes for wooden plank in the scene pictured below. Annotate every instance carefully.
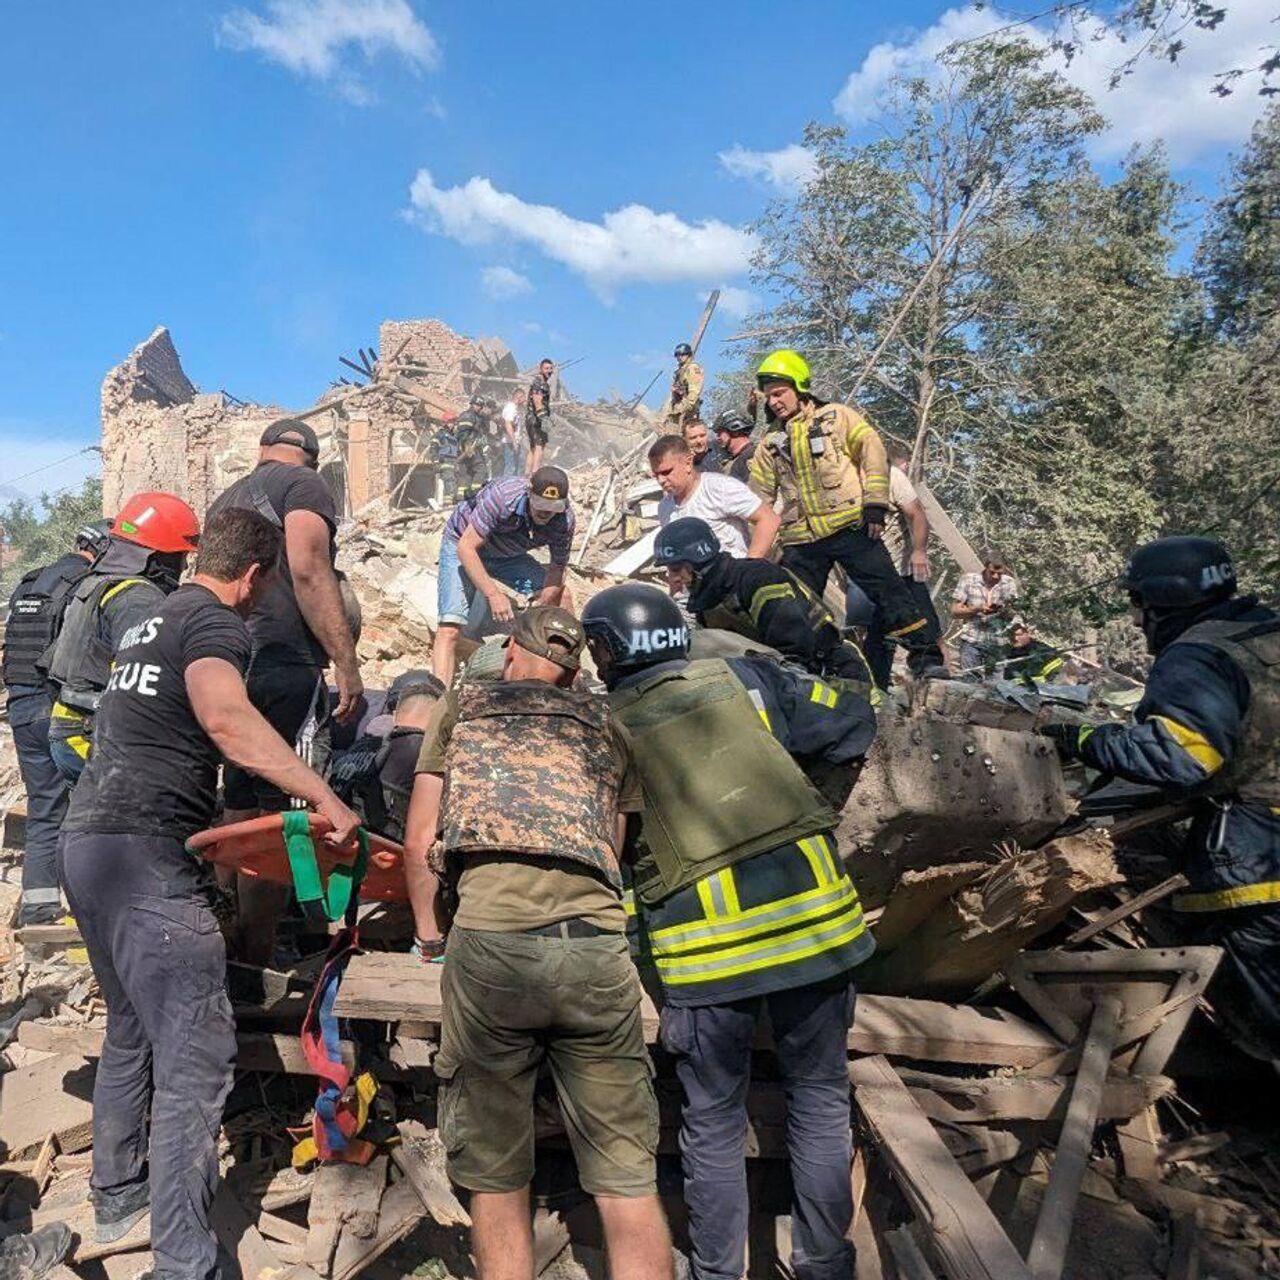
[345,419,371,511]
[1065,874,1189,947]
[329,1180,423,1280]
[335,952,1062,1068]
[257,1210,310,1249]
[884,1066,1171,1125]
[210,1182,320,1280]
[852,1056,1033,1280]
[306,1159,387,1273]
[0,1055,95,1157]
[16,1023,351,1076]
[390,1121,469,1227]
[914,480,982,574]
[13,923,82,947]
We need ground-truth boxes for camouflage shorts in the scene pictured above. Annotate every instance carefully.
[434,926,658,1195]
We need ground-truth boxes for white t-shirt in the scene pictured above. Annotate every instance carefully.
[657,472,762,558]
[501,401,518,425]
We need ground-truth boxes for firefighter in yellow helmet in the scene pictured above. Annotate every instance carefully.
[748,351,945,680]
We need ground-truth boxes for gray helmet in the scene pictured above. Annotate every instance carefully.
[653,518,721,572]
[75,518,113,558]
[713,410,753,437]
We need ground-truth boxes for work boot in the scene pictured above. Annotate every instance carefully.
[92,1181,150,1244]
[15,904,63,928]
[0,1223,73,1280]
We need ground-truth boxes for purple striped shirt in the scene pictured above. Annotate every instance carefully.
[444,476,575,565]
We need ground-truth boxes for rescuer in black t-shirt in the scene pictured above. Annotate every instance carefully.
[206,418,363,964]
[59,508,359,1275]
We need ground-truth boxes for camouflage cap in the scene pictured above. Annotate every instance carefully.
[507,605,585,672]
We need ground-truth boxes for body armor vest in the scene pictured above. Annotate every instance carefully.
[2,554,90,690]
[44,572,156,713]
[442,682,623,886]
[609,659,837,906]
[1170,617,1280,808]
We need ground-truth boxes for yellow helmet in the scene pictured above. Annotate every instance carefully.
[756,349,811,394]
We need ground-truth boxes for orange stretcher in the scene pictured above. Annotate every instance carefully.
[187,812,409,915]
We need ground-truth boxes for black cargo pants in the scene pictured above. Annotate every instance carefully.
[59,832,236,1280]
[863,577,944,687]
[783,526,944,676]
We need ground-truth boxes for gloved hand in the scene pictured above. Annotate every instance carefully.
[1039,722,1087,761]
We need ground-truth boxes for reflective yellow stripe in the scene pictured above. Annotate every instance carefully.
[66,735,91,759]
[51,701,85,721]
[622,889,637,917]
[749,582,795,627]
[697,877,720,920]
[716,868,741,916]
[1174,882,1280,912]
[747,688,771,731]
[656,908,868,983]
[650,871,855,947]
[808,681,837,709]
[797,835,832,886]
[99,578,146,608]
[884,617,928,639]
[1151,715,1224,774]
[816,833,842,882]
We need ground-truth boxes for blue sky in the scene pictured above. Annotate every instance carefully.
[1,0,1273,503]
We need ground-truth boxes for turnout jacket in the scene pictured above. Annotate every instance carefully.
[689,553,875,690]
[1079,596,1280,912]
[614,655,875,1006]
[748,400,891,546]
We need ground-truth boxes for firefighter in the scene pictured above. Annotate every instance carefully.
[43,493,200,785]
[2,519,111,923]
[713,409,756,484]
[652,517,875,690]
[455,395,492,500]
[430,420,461,504]
[582,583,875,1280]
[1042,536,1280,1058]
[748,350,945,678]
[662,342,704,429]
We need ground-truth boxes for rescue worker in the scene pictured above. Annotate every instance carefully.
[58,507,359,1273]
[582,584,875,1280]
[402,607,674,1280]
[431,468,575,686]
[1002,619,1064,685]
[748,350,945,678]
[860,442,946,687]
[44,493,200,785]
[431,418,462,504]
[1043,537,1280,1057]
[455,395,492,500]
[662,342,703,429]
[207,418,364,965]
[653,517,875,689]
[2,519,111,923]
[713,410,756,484]
[328,669,445,842]
[525,357,555,474]
[683,419,724,474]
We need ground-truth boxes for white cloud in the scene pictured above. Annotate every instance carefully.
[718,143,818,191]
[406,170,755,298]
[704,285,759,321]
[629,351,669,372]
[831,2,1275,164]
[480,265,532,300]
[218,0,439,101]
[0,428,101,503]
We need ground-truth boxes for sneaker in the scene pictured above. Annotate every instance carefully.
[0,1223,73,1280]
[92,1182,150,1244]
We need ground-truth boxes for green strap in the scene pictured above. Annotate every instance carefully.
[282,810,369,923]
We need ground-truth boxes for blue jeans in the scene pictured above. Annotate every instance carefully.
[50,735,88,787]
[501,440,521,477]
[9,695,66,919]
[436,538,547,635]
[659,977,857,1280]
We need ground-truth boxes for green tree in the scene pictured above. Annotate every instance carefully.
[1,478,104,598]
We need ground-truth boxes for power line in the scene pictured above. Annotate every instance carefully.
[4,445,101,488]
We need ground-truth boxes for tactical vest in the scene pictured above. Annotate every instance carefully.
[2,554,90,690]
[1169,617,1280,808]
[442,682,623,887]
[44,574,155,714]
[609,659,837,906]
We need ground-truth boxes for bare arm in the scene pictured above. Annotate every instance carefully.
[285,510,363,721]
[535,562,567,606]
[403,771,446,943]
[952,600,981,619]
[903,497,931,580]
[185,657,358,842]
[745,501,781,559]
[456,524,514,623]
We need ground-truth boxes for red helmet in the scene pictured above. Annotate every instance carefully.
[113,492,200,554]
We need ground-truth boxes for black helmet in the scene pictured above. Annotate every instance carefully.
[581,584,689,680]
[75,518,112,558]
[713,410,753,437]
[483,396,498,413]
[469,393,485,410]
[653,518,721,571]
[1125,536,1236,611]
[673,343,693,359]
